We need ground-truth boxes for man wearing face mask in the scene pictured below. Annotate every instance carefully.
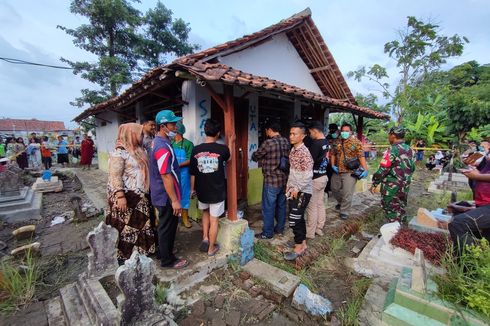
[149,110,188,269]
[330,123,368,219]
[370,126,415,223]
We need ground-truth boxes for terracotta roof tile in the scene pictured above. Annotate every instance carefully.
[0,119,67,132]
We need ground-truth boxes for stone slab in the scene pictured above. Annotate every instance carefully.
[0,186,29,203]
[409,218,449,235]
[416,208,439,228]
[243,258,300,297]
[0,190,42,223]
[32,177,63,193]
[59,283,91,326]
[216,218,249,254]
[45,296,66,326]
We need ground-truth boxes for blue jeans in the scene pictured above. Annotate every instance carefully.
[261,184,287,237]
[416,151,424,161]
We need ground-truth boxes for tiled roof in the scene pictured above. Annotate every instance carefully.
[74,8,388,121]
[0,119,67,132]
[174,59,389,119]
[178,8,355,103]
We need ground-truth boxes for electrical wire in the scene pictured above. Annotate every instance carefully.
[0,57,73,70]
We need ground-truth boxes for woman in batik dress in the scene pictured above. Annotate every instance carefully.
[105,123,155,261]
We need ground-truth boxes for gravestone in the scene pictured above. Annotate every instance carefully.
[87,222,119,278]
[0,164,23,196]
[411,248,427,293]
[32,176,63,193]
[239,228,254,266]
[116,251,169,326]
[70,195,87,221]
[292,284,332,316]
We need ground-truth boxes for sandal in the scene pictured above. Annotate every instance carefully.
[283,249,306,261]
[161,258,189,269]
[199,240,209,252]
[208,243,220,256]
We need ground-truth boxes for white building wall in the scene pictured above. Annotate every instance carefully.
[95,111,120,153]
[181,80,211,146]
[219,33,323,94]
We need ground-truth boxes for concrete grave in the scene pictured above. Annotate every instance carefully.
[116,251,171,326]
[428,173,471,194]
[32,176,63,193]
[292,284,332,316]
[382,266,489,325]
[0,186,42,223]
[243,258,300,297]
[411,248,427,293]
[87,222,119,278]
[409,208,451,234]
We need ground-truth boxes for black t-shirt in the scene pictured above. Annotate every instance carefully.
[190,142,230,203]
[308,138,329,179]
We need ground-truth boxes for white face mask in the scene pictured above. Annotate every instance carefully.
[163,125,176,139]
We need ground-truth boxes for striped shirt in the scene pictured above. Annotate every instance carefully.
[149,135,180,206]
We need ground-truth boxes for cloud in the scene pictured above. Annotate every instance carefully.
[0,2,22,27]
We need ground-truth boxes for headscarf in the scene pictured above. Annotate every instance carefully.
[115,123,149,189]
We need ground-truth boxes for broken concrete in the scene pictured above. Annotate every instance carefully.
[411,248,427,293]
[216,218,249,253]
[291,284,332,316]
[86,221,119,278]
[32,176,63,193]
[243,258,300,297]
[239,228,254,266]
[11,242,41,256]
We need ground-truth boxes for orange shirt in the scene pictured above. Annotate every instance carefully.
[331,137,363,172]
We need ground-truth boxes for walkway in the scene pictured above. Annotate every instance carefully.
[59,167,108,211]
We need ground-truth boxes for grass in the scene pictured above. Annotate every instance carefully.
[155,282,168,305]
[0,250,39,314]
[433,239,490,319]
[337,277,372,326]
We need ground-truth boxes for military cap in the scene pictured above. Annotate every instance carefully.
[389,126,406,138]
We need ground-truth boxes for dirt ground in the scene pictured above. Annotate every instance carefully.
[0,171,102,324]
[0,163,442,325]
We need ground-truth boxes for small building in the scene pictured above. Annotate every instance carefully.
[0,118,72,139]
[74,8,389,219]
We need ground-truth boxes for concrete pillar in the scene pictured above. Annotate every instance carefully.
[181,80,211,146]
[135,102,144,123]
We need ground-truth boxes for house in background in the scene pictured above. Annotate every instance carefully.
[74,8,389,219]
[0,118,73,139]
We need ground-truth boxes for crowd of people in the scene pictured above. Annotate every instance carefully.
[0,133,95,170]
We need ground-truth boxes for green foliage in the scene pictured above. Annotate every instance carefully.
[154,282,168,305]
[59,0,198,107]
[348,16,468,122]
[405,112,449,146]
[433,239,490,318]
[0,250,39,314]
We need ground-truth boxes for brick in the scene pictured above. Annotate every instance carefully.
[416,208,439,228]
[262,289,285,304]
[283,307,300,323]
[191,300,206,316]
[239,271,251,280]
[212,317,226,326]
[225,310,241,326]
[249,285,262,298]
[180,316,206,326]
[214,295,225,309]
[242,279,254,290]
[257,303,276,321]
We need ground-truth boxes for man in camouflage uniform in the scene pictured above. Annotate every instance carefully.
[370,126,415,223]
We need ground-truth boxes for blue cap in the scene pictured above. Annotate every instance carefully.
[155,110,182,125]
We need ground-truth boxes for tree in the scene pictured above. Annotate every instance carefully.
[348,16,468,123]
[445,61,490,143]
[59,0,198,108]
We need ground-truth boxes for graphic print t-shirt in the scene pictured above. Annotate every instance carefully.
[307,139,329,179]
[190,142,230,203]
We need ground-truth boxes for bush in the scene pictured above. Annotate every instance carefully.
[433,238,490,318]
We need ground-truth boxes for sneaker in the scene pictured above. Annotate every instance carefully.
[315,230,324,236]
[335,204,341,211]
[255,233,273,240]
[199,240,209,252]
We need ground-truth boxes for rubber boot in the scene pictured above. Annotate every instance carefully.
[182,209,192,228]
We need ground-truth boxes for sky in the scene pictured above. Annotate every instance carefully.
[1,0,489,128]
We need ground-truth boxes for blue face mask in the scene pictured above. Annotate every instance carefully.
[331,133,338,139]
[164,126,177,139]
[340,131,350,139]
